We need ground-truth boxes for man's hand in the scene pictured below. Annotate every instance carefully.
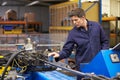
[48,52,60,58]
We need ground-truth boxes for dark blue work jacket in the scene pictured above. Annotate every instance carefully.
[57,20,109,67]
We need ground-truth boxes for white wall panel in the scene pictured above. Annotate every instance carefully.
[110,0,120,28]
[102,0,110,16]
[110,0,119,16]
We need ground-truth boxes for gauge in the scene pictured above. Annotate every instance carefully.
[110,53,120,63]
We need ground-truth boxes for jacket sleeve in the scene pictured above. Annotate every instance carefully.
[55,31,75,61]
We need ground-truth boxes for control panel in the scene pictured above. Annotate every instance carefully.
[110,53,120,63]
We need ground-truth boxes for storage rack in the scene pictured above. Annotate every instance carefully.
[49,0,100,41]
[102,17,120,47]
[0,21,42,34]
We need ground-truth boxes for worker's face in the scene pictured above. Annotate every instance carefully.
[71,16,85,28]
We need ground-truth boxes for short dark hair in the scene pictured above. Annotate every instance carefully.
[68,8,85,18]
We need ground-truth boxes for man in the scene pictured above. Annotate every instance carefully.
[48,8,109,80]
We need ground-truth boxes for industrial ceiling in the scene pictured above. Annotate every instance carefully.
[0,0,69,6]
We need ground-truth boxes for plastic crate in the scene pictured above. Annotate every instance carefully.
[12,29,22,34]
[3,25,14,30]
[4,30,13,34]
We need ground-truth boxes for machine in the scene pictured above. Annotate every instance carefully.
[0,38,77,80]
[0,38,120,80]
[80,43,120,79]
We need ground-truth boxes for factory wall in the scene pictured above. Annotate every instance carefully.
[110,0,120,17]
[102,0,120,19]
[110,0,120,29]
[0,6,49,32]
[102,0,110,16]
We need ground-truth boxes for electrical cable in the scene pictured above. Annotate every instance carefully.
[1,50,25,80]
[13,59,28,73]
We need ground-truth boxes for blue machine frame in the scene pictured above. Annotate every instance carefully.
[21,71,76,80]
[80,49,120,78]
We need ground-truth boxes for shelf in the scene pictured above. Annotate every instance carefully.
[0,21,42,25]
[102,16,120,46]
[0,21,42,33]
[102,17,120,21]
[49,26,73,31]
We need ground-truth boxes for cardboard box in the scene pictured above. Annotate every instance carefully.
[24,12,35,22]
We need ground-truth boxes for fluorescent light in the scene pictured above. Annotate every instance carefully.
[26,1,39,6]
[1,2,7,6]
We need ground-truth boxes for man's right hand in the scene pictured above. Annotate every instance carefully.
[48,52,60,58]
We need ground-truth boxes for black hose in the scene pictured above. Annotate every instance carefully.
[1,50,25,80]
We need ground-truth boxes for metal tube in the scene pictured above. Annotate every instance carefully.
[39,59,105,80]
